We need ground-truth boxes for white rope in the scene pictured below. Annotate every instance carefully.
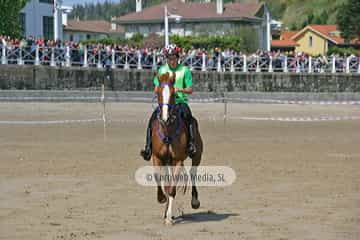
[227,116,360,122]
[223,98,360,105]
[108,115,360,123]
[0,97,101,101]
[1,115,358,125]
[1,96,360,105]
[0,118,103,125]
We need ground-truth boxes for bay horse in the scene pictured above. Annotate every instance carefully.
[152,72,203,225]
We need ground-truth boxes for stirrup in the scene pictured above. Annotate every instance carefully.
[188,142,196,157]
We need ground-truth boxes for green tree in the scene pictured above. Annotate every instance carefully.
[337,0,360,42]
[0,0,29,38]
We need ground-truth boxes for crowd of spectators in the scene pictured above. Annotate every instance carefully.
[1,35,359,73]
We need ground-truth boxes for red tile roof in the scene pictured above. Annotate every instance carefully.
[271,31,299,48]
[65,20,124,34]
[116,0,263,23]
[280,31,298,40]
[292,24,344,44]
[273,25,360,48]
[308,25,344,44]
[271,39,298,47]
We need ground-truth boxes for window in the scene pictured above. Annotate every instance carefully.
[69,34,73,41]
[43,16,54,40]
[19,13,26,37]
[86,34,91,40]
[39,0,54,4]
[308,36,313,48]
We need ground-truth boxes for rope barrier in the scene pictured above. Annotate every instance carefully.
[0,94,359,125]
[229,116,360,122]
[0,118,103,125]
[1,96,360,105]
[107,115,360,123]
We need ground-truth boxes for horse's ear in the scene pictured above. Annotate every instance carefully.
[158,72,169,83]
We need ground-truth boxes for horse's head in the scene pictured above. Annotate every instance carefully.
[156,72,176,124]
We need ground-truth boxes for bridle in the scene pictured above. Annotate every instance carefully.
[156,82,183,145]
[157,82,176,119]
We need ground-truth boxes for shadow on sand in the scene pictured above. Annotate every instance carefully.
[174,211,238,224]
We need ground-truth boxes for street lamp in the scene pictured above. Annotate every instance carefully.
[53,0,63,40]
[54,0,59,40]
[164,5,183,47]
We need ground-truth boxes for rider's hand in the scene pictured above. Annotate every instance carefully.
[175,88,183,93]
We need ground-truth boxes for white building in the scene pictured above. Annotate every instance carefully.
[115,0,272,50]
[63,19,124,42]
[20,0,63,40]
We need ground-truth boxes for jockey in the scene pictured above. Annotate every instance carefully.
[140,44,197,161]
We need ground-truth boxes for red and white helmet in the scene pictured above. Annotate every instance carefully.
[163,44,181,57]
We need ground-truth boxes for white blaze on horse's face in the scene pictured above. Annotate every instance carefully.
[162,84,170,122]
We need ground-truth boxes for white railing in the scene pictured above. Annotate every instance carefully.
[0,45,359,74]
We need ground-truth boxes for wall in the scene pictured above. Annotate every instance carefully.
[0,65,359,93]
[295,30,327,55]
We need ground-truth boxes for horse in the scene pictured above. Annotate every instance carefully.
[151,72,203,225]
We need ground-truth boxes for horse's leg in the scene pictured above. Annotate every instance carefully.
[152,156,166,204]
[191,118,202,209]
[190,157,201,209]
[164,161,182,225]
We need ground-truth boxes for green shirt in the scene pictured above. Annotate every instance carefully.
[153,64,193,104]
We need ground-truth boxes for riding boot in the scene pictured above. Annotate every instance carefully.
[187,119,197,158]
[140,125,152,161]
[140,111,156,161]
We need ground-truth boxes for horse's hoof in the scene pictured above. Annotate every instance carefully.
[158,195,167,204]
[158,190,167,204]
[164,218,174,226]
[191,198,200,209]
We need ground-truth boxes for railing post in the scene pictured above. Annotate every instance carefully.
[1,44,7,64]
[283,56,288,73]
[111,49,116,69]
[308,56,312,73]
[217,55,222,72]
[83,47,88,68]
[296,58,300,73]
[243,55,247,72]
[202,53,206,72]
[65,46,71,67]
[190,56,194,71]
[346,57,350,74]
[256,56,260,72]
[17,47,23,65]
[269,56,273,73]
[124,51,129,70]
[332,56,336,73]
[152,50,157,70]
[50,47,56,67]
[35,45,40,66]
[137,50,142,70]
[358,57,360,74]
[97,50,102,69]
[230,55,235,72]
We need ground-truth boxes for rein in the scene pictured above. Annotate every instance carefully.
[156,108,183,145]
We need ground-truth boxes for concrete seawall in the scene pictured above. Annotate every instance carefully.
[0,65,359,99]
